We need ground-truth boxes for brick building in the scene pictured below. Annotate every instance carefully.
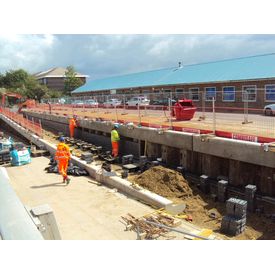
[34,67,88,92]
[72,53,275,110]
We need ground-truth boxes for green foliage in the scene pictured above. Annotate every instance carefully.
[43,89,63,99]
[64,65,84,95]
[2,69,29,90]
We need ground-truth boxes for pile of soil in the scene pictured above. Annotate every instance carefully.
[133,166,193,199]
[131,165,275,240]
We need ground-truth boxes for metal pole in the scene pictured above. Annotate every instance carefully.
[115,104,118,123]
[243,90,248,124]
[138,102,141,125]
[201,89,206,120]
[168,95,172,129]
[212,97,216,134]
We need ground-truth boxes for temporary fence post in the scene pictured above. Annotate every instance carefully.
[122,94,127,115]
[201,90,206,120]
[138,102,141,126]
[168,97,172,129]
[115,104,118,122]
[243,90,249,124]
[212,97,216,134]
[144,104,147,116]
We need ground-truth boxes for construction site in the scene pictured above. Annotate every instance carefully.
[1,91,275,240]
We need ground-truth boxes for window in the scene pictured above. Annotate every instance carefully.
[265,85,275,101]
[175,88,184,99]
[189,88,199,101]
[164,89,171,93]
[205,87,216,101]
[43,78,47,85]
[242,85,256,102]
[223,86,235,101]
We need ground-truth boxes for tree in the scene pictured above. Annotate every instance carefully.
[0,73,5,87]
[64,65,84,95]
[24,77,49,102]
[2,69,29,90]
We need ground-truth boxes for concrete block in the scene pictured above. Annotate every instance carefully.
[221,215,246,236]
[200,174,210,194]
[122,154,134,165]
[226,198,247,218]
[245,185,257,212]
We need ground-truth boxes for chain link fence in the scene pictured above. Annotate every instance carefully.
[33,89,275,142]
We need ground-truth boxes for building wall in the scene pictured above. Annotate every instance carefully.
[75,78,275,110]
[39,77,86,91]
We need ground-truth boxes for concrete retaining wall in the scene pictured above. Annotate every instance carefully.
[23,111,275,196]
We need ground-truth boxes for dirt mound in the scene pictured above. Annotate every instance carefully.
[133,166,193,198]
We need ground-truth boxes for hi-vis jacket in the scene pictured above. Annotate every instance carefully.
[111,129,120,142]
[69,118,77,128]
[55,142,71,161]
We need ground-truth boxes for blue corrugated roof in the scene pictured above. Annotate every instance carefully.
[72,53,275,93]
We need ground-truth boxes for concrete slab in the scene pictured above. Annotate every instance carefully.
[6,156,153,240]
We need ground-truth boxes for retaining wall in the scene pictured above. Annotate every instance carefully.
[23,111,275,196]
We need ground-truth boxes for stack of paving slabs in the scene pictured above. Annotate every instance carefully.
[81,143,94,151]
[221,198,247,236]
[0,149,11,164]
[217,180,228,202]
[81,152,93,164]
[139,155,148,171]
[122,154,134,165]
[245,185,257,212]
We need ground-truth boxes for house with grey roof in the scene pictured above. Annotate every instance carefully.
[34,67,88,91]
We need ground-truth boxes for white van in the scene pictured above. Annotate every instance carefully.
[126,96,150,106]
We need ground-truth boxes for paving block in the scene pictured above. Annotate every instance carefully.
[221,215,246,236]
[245,185,257,212]
[139,156,147,165]
[122,154,134,165]
[81,152,93,159]
[226,198,247,218]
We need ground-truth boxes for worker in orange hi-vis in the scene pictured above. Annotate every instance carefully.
[55,136,71,184]
[69,116,77,138]
[111,124,120,158]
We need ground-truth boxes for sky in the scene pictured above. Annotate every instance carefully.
[1,34,275,81]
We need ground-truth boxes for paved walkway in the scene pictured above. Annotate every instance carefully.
[6,156,152,240]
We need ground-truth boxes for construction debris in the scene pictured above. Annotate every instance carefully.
[121,212,181,240]
[44,158,89,176]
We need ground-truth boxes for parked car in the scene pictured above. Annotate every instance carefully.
[264,104,275,116]
[126,96,150,106]
[85,99,99,107]
[150,98,177,106]
[72,99,84,106]
[103,98,122,107]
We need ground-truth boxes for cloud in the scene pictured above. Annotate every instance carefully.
[1,34,275,79]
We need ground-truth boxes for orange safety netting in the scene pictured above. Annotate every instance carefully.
[0,107,43,137]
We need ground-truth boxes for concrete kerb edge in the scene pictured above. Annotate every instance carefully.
[0,114,172,208]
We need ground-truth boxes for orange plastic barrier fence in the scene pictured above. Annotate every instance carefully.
[0,107,43,137]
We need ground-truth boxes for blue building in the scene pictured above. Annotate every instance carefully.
[72,53,275,109]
